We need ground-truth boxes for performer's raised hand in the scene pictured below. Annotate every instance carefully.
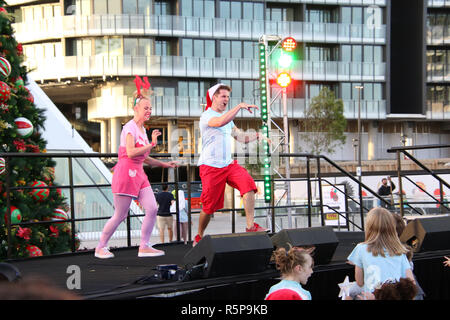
[151,129,161,144]
[238,103,259,114]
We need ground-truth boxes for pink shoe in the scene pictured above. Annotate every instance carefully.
[138,245,165,257]
[95,247,114,259]
[192,234,202,247]
[246,223,268,232]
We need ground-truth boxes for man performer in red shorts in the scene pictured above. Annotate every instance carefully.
[193,83,268,246]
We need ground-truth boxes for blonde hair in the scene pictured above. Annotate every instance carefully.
[364,207,409,257]
[132,89,152,107]
[272,246,314,276]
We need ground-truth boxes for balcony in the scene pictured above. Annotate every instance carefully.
[427,63,450,82]
[427,101,450,120]
[428,0,450,7]
[12,14,386,45]
[87,95,387,121]
[26,55,386,82]
[427,25,450,45]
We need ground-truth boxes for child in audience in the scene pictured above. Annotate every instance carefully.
[265,247,314,300]
[347,207,415,294]
[390,212,424,299]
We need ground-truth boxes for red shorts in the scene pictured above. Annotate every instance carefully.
[199,160,257,214]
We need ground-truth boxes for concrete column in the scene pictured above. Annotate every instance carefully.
[100,120,109,154]
[367,121,378,160]
[110,117,122,154]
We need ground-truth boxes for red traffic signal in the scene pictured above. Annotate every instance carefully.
[281,37,297,52]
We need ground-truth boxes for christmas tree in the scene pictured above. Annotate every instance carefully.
[0,3,77,259]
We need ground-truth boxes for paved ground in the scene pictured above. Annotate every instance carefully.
[80,212,263,249]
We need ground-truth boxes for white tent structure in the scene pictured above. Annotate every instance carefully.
[27,76,148,244]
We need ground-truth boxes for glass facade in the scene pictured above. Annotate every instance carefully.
[427,8,450,119]
[13,0,410,122]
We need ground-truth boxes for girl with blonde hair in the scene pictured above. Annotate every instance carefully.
[95,77,178,259]
[265,246,314,300]
[347,207,415,293]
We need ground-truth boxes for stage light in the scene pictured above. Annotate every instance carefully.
[281,37,297,52]
[276,72,292,88]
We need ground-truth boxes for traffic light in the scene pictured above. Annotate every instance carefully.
[275,37,297,88]
[258,42,272,203]
[276,72,292,88]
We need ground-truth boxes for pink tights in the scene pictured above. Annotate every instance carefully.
[97,187,157,249]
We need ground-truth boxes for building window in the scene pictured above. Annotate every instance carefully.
[155,0,173,15]
[181,0,215,17]
[181,39,216,57]
[341,82,384,100]
[219,40,256,59]
[219,1,263,20]
[266,4,301,22]
[306,6,338,23]
[178,80,211,97]
[155,39,174,56]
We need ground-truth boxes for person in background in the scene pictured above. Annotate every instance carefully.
[156,184,175,243]
[390,212,424,299]
[378,177,395,209]
[171,189,189,244]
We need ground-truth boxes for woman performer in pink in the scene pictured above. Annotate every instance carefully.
[95,77,178,259]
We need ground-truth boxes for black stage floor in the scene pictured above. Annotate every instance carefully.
[6,232,450,300]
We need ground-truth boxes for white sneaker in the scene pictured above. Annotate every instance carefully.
[138,245,165,257]
[95,247,114,259]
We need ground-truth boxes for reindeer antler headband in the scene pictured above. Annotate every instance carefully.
[133,75,151,106]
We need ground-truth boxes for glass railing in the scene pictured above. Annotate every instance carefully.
[12,14,386,44]
[87,95,387,120]
[26,55,386,82]
[428,0,450,7]
[427,25,450,45]
[427,63,450,82]
[426,100,450,120]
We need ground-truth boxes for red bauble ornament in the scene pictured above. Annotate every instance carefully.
[0,81,11,104]
[25,244,43,257]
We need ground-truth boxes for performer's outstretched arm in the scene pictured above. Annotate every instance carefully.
[144,157,178,168]
[208,103,259,128]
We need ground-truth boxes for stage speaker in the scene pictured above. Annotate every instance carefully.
[400,216,450,253]
[183,232,273,279]
[270,226,339,265]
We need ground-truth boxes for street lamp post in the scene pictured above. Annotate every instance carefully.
[355,85,364,180]
[354,85,364,229]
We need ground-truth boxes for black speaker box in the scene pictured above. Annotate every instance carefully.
[271,226,339,265]
[183,232,274,278]
[400,216,450,253]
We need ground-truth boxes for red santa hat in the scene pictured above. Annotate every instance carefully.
[205,83,227,110]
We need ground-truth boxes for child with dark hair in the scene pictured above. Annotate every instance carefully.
[373,278,418,300]
[391,212,424,300]
[265,247,314,300]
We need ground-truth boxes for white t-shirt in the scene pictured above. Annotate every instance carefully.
[197,108,235,168]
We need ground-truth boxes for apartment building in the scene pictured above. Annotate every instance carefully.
[7,0,450,161]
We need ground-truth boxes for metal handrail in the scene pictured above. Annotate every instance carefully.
[1,149,448,259]
[387,144,450,216]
